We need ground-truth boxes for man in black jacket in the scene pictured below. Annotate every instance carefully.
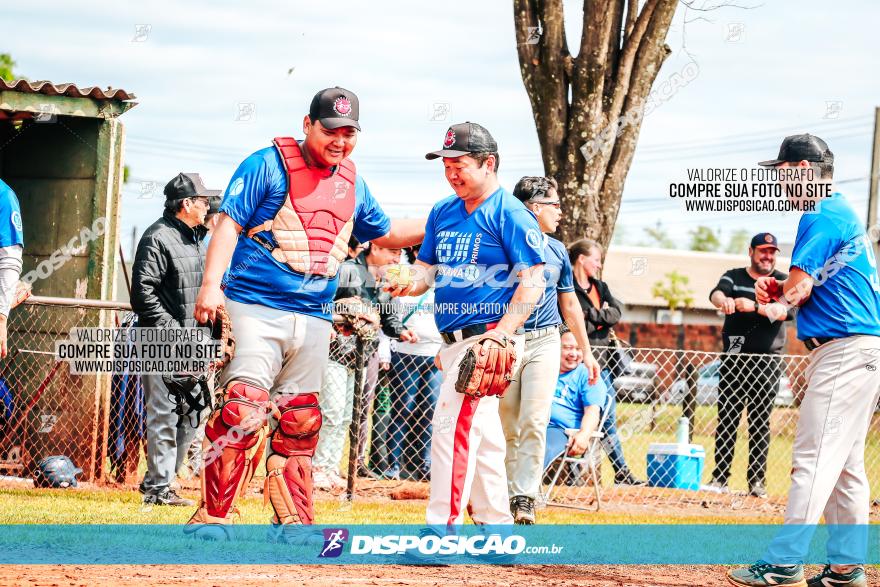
[132,173,217,506]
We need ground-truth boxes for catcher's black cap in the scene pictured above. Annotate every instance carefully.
[309,87,361,131]
[758,133,834,167]
[750,232,779,251]
[164,173,221,202]
[426,122,498,160]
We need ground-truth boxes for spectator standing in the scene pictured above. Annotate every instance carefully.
[184,193,224,478]
[385,279,443,481]
[707,235,794,498]
[312,243,416,488]
[569,239,644,486]
[131,173,217,506]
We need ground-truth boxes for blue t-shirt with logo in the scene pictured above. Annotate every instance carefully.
[219,146,391,320]
[524,235,573,331]
[0,180,24,247]
[417,188,545,333]
[790,192,880,340]
[549,364,607,430]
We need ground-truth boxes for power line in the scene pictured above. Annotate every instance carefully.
[124,115,872,167]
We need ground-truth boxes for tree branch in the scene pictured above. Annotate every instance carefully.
[571,0,616,134]
[599,1,677,242]
[514,0,571,176]
[624,0,638,39]
[606,0,660,128]
[603,0,626,104]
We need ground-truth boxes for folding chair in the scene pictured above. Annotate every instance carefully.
[541,391,614,511]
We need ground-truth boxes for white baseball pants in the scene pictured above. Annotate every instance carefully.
[426,333,524,526]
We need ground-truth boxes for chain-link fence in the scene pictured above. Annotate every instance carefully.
[7,297,878,517]
[0,297,133,483]
[330,335,879,514]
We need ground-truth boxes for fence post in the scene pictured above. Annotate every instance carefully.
[345,334,367,501]
[683,362,698,425]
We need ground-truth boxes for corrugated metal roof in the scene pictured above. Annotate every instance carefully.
[0,79,135,101]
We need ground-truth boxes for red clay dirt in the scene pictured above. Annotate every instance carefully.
[2,564,876,586]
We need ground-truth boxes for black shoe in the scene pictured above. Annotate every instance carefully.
[509,495,535,525]
[749,481,768,499]
[138,481,146,494]
[614,471,647,487]
[806,565,866,587]
[145,487,194,507]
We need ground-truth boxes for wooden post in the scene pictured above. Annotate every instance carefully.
[683,362,698,425]
[345,335,367,501]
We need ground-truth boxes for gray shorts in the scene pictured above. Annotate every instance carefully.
[219,298,333,396]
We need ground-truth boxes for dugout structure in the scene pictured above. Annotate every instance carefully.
[0,80,135,481]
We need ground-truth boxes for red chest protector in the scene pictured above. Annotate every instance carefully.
[247,137,356,277]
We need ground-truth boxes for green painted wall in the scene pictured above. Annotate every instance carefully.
[0,109,127,481]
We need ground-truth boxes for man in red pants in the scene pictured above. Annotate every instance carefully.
[185,87,423,540]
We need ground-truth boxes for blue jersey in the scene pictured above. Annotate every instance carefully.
[219,146,391,319]
[549,364,607,430]
[0,180,24,247]
[524,235,573,331]
[417,188,545,333]
[790,192,880,340]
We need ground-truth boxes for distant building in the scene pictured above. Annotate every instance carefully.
[601,245,791,325]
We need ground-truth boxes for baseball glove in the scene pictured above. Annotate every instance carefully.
[334,296,381,342]
[11,280,31,310]
[455,330,517,398]
[206,305,235,372]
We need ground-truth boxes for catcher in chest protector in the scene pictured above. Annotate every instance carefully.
[386,122,546,527]
[184,87,424,541]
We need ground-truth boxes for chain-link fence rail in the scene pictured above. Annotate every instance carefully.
[541,344,879,513]
[335,336,879,515]
[9,298,877,519]
[0,296,133,484]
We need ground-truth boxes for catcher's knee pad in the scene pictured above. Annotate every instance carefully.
[265,393,321,526]
[189,380,272,525]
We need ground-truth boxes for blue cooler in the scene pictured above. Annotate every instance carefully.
[647,443,705,490]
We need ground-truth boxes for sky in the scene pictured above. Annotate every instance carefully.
[4,0,879,255]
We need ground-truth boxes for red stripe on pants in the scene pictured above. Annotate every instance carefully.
[448,396,479,526]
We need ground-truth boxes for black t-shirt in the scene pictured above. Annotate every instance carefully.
[711,268,790,354]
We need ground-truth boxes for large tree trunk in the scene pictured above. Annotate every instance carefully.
[514,0,677,247]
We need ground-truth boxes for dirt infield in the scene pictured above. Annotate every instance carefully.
[2,564,876,586]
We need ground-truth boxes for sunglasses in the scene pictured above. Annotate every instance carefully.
[531,200,561,209]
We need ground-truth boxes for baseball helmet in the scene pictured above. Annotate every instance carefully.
[33,455,83,488]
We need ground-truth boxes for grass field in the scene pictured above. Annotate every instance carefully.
[611,402,880,498]
[0,484,781,525]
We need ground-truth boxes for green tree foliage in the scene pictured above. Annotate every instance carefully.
[640,221,676,249]
[0,53,17,82]
[688,225,721,252]
[725,228,751,254]
[651,270,695,312]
